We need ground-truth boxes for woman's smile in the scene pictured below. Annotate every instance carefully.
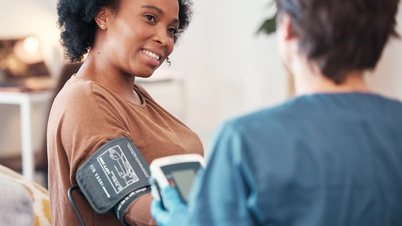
[142,48,163,68]
[143,49,161,61]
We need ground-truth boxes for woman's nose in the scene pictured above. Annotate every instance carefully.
[152,27,170,47]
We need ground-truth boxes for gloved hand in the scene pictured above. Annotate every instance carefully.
[151,186,189,226]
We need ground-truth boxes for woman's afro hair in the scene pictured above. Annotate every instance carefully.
[57,0,193,62]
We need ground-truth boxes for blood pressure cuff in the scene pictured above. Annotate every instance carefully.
[76,137,151,223]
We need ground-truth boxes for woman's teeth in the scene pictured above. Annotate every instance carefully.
[143,50,160,61]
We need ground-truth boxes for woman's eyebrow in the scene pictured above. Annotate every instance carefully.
[141,4,179,25]
[141,5,164,14]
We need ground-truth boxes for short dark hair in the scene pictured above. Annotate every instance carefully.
[57,0,193,62]
[276,0,400,83]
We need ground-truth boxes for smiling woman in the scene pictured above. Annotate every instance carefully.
[47,0,203,225]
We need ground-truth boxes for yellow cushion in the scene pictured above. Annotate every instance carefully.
[0,165,52,226]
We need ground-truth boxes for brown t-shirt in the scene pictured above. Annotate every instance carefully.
[47,76,204,226]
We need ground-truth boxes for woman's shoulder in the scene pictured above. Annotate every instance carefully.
[233,97,302,124]
[56,75,94,101]
[55,76,118,106]
[60,75,96,94]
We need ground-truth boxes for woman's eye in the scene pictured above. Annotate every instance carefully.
[145,14,156,23]
[168,28,178,35]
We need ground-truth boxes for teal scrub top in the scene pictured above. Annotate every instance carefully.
[187,93,402,226]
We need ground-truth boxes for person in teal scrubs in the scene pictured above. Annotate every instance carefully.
[151,0,402,225]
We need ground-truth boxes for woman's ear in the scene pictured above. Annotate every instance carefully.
[277,13,294,41]
[95,7,109,30]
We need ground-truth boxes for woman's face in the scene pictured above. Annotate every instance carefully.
[102,0,179,78]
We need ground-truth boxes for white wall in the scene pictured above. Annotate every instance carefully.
[365,8,402,100]
[0,0,401,156]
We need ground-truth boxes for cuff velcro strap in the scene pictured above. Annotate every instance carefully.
[113,185,151,224]
[76,137,151,214]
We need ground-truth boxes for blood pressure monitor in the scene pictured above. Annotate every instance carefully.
[149,154,205,206]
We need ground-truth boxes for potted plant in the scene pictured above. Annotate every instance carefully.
[257,1,277,35]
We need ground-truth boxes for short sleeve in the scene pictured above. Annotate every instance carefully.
[52,81,130,182]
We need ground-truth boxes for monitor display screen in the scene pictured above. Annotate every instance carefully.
[161,162,202,203]
[170,169,197,202]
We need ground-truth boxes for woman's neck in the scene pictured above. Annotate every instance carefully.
[292,58,370,96]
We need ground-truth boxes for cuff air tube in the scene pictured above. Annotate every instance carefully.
[76,137,151,224]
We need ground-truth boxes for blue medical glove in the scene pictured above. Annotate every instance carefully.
[151,186,189,226]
